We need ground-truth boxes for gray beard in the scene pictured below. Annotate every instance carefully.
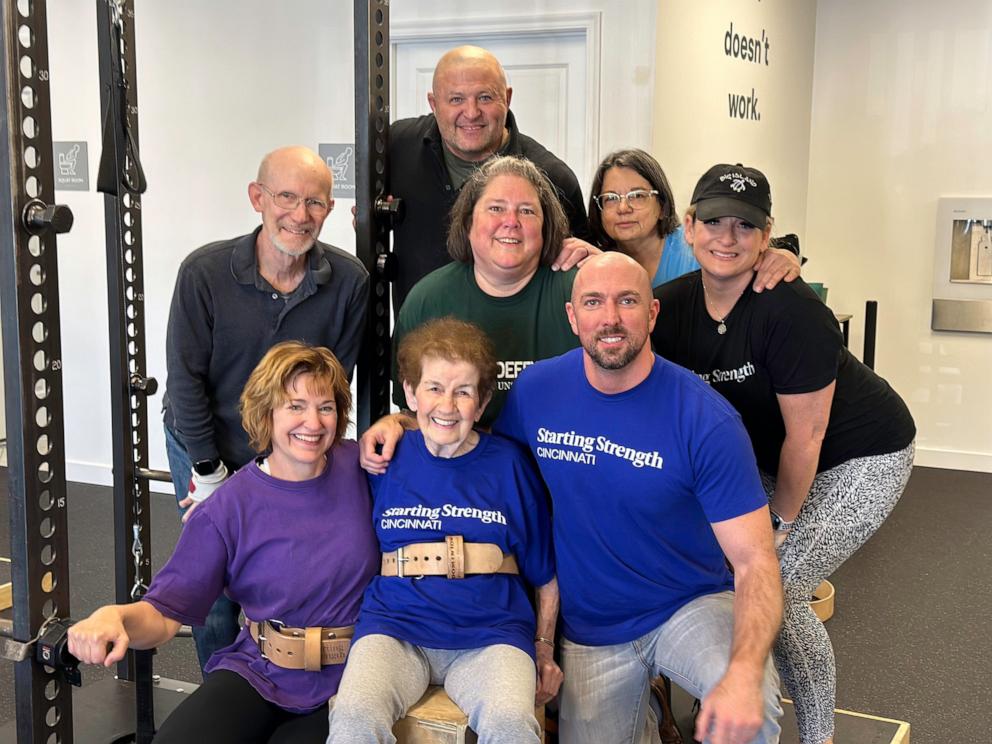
[271,232,315,257]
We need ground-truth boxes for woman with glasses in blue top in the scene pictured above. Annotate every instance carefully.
[561,148,800,290]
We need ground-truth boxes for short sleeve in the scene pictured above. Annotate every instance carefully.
[142,509,229,626]
[763,294,842,394]
[692,416,767,524]
[505,450,555,588]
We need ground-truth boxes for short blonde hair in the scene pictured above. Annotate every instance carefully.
[239,341,351,452]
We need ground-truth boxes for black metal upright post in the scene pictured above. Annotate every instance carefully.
[95,0,156,740]
[0,0,75,741]
[354,0,396,432]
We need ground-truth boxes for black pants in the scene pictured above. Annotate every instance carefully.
[154,670,328,743]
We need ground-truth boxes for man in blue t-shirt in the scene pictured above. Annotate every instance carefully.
[494,253,784,744]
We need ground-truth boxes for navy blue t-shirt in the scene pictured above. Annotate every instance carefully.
[354,430,554,658]
[495,349,767,646]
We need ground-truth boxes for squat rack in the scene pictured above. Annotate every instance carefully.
[0,1,395,741]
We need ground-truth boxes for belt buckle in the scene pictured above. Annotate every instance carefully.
[395,546,423,580]
[256,618,286,661]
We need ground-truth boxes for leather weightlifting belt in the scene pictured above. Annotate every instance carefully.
[248,619,353,672]
[381,535,518,579]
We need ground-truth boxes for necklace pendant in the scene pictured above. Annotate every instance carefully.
[717,321,727,335]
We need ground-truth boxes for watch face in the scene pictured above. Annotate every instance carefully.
[193,459,219,476]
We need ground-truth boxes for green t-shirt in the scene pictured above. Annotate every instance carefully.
[393,262,579,426]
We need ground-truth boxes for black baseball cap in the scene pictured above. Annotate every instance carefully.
[690,163,771,227]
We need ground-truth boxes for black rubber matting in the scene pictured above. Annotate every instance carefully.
[0,676,192,743]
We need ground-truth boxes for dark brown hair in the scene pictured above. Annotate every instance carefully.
[447,155,569,267]
[588,148,679,248]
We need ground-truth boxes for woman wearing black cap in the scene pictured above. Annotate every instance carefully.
[651,163,916,744]
[559,148,801,289]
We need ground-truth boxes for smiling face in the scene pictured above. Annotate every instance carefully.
[598,166,663,246]
[567,253,659,378]
[268,373,337,479]
[403,356,489,459]
[468,174,544,288]
[249,147,334,258]
[428,48,511,162]
[684,214,770,282]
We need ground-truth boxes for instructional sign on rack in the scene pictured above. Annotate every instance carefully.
[319,143,355,195]
[53,141,89,191]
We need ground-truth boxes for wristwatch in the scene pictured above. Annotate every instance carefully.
[192,458,222,476]
[770,510,794,532]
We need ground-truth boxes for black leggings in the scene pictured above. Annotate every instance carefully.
[154,669,328,744]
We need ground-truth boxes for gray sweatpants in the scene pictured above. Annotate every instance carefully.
[326,634,540,744]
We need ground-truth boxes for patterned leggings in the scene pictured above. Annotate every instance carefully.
[761,441,914,744]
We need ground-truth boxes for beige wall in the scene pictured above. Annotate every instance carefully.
[805,0,992,471]
[653,0,818,232]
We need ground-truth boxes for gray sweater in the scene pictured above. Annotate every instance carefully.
[163,228,368,467]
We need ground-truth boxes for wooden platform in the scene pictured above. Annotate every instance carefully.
[672,685,910,743]
[395,685,544,744]
[0,558,10,612]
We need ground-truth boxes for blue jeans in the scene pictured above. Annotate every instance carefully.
[559,591,782,744]
[163,424,242,675]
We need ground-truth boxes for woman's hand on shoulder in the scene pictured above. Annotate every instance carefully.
[67,606,131,667]
[751,247,801,292]
[553,238,602,272]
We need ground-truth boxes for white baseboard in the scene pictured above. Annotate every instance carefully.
[913,446,992,474]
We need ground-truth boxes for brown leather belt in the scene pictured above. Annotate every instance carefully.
[381,536,518,579]
[248,619,353,672]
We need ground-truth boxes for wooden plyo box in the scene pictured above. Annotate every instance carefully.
[392,685,544,744]
[674,687,910,743]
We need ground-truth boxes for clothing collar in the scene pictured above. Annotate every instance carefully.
[230,226,333,289]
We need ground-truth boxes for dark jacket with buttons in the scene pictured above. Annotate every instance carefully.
[387,111,588,310]
[163,227,368,467]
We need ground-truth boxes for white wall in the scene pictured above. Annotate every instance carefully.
[39,0,656,488]
[653,0,819,235]
[33,0,988,484]
[46,2,356,488]
[806,0,992,472]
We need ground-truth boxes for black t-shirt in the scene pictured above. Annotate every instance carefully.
[652,272,915,474]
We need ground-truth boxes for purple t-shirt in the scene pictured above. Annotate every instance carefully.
[143,440,379,713]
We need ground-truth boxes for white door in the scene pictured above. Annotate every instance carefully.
[392,33,597,190]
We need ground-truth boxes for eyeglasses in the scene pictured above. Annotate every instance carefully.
[593,189,660,212]
[257,183,333,215]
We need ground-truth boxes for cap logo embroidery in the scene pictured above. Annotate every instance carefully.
[719,172,758,193]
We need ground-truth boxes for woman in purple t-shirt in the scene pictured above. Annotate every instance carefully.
[68,342,378,743]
